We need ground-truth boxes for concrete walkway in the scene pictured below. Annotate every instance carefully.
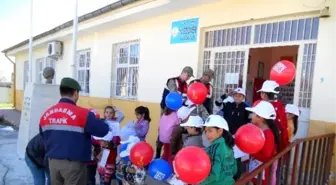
[0,126,33,185]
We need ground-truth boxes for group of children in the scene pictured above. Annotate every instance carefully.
[90,80,301,185]
[88,106,151,185]
[156,80,300,185]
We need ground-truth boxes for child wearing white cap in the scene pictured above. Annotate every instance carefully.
[180,115,204,148]
[245,101,280,185]
[222,88,250,135]
[258,80,289,152]
[285,104,300,141]
[200,115,236,185]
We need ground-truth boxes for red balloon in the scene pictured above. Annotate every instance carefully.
[130,142,154,167]
[187,82,208,105]
[252,100,262,107]
[270,60,296,85]
[235,124,266,154]
[89,109,100,119]
[174,146,211,184]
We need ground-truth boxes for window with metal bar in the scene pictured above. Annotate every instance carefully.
[212,51,245,100]
[76,49,91,95]
[254,17,319,44]
[111,40,139,99]
[204,26,252,48]
[36,57,56,84]
[299,43,316,108]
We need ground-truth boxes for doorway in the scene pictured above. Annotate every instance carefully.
[245,46,299,105]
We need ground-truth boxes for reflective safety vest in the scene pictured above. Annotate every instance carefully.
[39,102,92,161]
[40,102,89,132]
[160,77,188,109]
[190,79,213,98]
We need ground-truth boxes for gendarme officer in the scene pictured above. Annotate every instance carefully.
[39,77,109,185]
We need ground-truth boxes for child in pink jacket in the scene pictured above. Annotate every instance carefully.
[159,108,179,165]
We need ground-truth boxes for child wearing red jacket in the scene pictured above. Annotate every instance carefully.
[258,80,289,151]
[101,106,124,183]
[95,131,120,185]
[87,109,102,185]
[246,101,280,185]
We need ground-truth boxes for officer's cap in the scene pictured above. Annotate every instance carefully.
[60,77,81,91]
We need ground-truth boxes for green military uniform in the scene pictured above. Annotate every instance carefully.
[201,137,237,185]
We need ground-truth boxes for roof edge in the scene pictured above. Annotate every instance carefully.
[2,0,138,54]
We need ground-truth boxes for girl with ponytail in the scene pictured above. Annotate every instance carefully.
[245,101,280,185]
[134,106,151,141]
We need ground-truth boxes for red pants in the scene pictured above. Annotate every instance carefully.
[161,143,173,166]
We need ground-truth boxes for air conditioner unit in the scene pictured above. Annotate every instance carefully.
[48,41,63,58]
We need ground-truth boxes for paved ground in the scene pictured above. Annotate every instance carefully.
[0,126,33,185]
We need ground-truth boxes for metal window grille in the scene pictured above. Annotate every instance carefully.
[213,51,245,101]
[36,57,56,84]
[203,51,211,71]
[111,40,140,99]
[204,26,252,48]
[76,49,91,95]
[254,17,319,44]
[299,43,316,108]
[23,61,29,89]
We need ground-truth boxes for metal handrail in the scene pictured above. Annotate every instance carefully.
[235,133,335,185]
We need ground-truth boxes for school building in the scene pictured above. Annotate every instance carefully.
[2,0,336,176]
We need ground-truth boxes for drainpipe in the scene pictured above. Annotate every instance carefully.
[4,53,15,108]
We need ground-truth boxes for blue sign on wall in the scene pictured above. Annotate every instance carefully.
[170,18,199,44]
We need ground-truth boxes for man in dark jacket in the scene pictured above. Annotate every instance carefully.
[156,66,194,159]
[25,134,50,185]
[160,66,194,113]
[39,77,109,185]
[189,69,215,114]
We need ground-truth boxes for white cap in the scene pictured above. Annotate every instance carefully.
[285,104,300,116]
[93,131,113,141]
[246,101,276,120]
[257,80,280,94]
[204,115,229,131]
[233,88,246,96]
[177,106,196,121]
[119,136,140,158]
[180,116,204,128]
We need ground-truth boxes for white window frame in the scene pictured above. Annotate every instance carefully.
[111,40,140,100]
[76,49,91,96]
[35,57,56,84]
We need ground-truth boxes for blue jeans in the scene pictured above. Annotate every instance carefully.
[25,154,51,185]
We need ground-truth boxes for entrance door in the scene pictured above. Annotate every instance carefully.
[211,49,249,101]
[293,43,317,139]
